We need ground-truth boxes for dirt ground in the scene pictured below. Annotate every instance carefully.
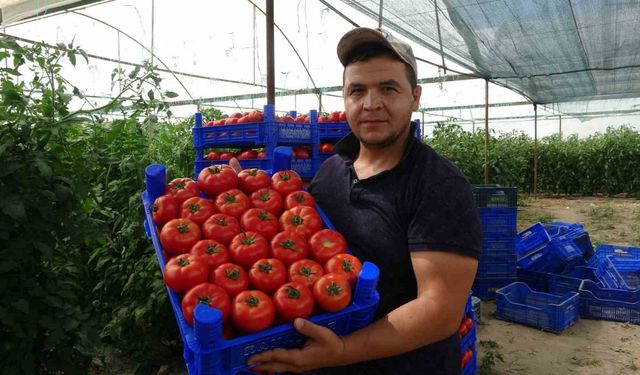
[475,196,640,375]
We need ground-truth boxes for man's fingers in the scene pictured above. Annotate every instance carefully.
[249,348,298,366]
[229,157,242,173]
[294,318,336,344]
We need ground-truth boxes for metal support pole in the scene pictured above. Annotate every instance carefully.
[434,0,447,74]
[318,91,322,113]
[559,115,562,138]
[483,79,489,184]
[421,110,425,138]
[534,104,539,198]
[266,0,275,105]
[378,0,384,28]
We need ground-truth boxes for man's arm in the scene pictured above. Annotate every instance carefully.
[249,250,478,373]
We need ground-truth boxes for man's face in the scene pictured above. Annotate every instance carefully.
[343,55,421,149]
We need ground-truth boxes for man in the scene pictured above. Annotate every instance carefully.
[246,27,481,374]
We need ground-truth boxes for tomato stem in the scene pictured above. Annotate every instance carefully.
[326,281,342,296]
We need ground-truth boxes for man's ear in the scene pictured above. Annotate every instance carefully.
[411,85,422,111]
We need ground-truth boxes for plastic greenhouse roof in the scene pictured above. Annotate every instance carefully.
[342,0,640,106]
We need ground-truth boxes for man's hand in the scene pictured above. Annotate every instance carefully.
[229,157,242,174]
[248,318,347,373]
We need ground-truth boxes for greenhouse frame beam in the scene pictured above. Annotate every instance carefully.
[422,108,640,124]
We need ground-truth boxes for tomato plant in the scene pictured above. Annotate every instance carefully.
[312,273,351,312]
[270,231,309,266]
[189,239,230,269]
[163,254,209,293]
[159,218,201,256]
[271,170,303,197]
[288,259,324,288]
[273,281,314,322]
[238,168,271,194]
[165,177,200,204]
[229,231,269,270]
[308,229,347,265]
[201,213,241,246]
[231,290,275,332]
[180,196,216,225]
[181,283,231,326]
[211,263,249,298]
[324,253,362,287]
[250,188,283,216]
[197,164,238,198]
[215,188,250,218]
[248,258,287,294]
[240,208,279,240]
[152,194,179,227]
[279,206,322,239]
[284,190,316,210]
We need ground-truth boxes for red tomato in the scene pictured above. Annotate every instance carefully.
[294,116,306,123]
[308,229,348,265]
[237,168,271,194]
[215,189,250,218]
[189,239,230,269]
[159,218,201,256]
[318,114,328,123]
[201,213,241,246]
[163,254,209,293]
[270,231,309,267]
[231,290,275,332]
[284,191,316,210]
[327,111,340,122]
[257,150,266,159]
[240,208,279,240]
[319,143,334,153]
[324,254,362,288]
[229,231,269,270]
[226,117,239,125]
[165,178,200,205]
[464,317,474,332]
[219,152,235,160]
[248,258,287,294]
[458,320,469,338]
[211,263,249,298]
[238,150,258,160]
[197,165,238,198]
[288,259,324,288]
[273,281,314,322]
[248,111,264,122]
[293,148,310,159]
[230,112,243,119]
[271,170,303,198]
[250,188,283,216]
[312,273,351,312]
[152,194,179,227]
[461,348,473,367]
[180,196,215,225]
[181,283,231,326]
[339,111,347,121]
[279,206,323,239]
[205,151,220,160]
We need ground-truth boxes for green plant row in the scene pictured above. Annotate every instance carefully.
[427,122,640,196]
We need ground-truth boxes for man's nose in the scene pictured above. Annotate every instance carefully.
[363,90,383,110]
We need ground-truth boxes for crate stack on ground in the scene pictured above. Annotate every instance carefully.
[192,104,320,179]
[459,296,477,375]
[472,185,518,300]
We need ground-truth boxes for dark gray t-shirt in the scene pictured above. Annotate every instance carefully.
[307,124,481,375]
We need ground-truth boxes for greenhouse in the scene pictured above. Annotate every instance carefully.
[1,1,639,374]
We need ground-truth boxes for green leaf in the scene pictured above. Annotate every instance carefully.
[147,89,154,101]
[11,299,29,314]
[128,65,141,79]
[164,91,178,98]
[0,195,26,221]
[35,158,52,178]
[67,51,76,66]
[0,259,18,273]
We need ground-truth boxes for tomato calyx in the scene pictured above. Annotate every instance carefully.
[152,204,159,213]
[197,295,214,306]
[294,193,305,203]
[326,281,343,296]
[188,203,201,213]
[291,215,303,226]
[216,218,228,226]
[279,172,291,181]
[248,168,259,176]
[279,239,298,251]
[257,210,271,221]
[226,267,241,280]
[285,285,301,299]
[257,262,273,273]
[240,234,256,245]
[172,182,185,191]
[206,244,221,254]
[177,223,190,233]
[298,266,317,279]
[176,257,191,267]
[208,166,222,174]
[258,192,271,202]
[223,193,237,204]
[245,295,261,307]
[341,259,354,272]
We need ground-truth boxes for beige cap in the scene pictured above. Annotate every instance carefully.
[337,27,417,78]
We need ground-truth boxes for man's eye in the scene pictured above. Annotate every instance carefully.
[349,88,363,95]
[382,86,396,92]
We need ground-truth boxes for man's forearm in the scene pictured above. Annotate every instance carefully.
[337,296,461,366]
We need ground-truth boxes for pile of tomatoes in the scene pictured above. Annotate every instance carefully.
[204,146,312,161]
[151,167,362,337]
[458,315,475,369]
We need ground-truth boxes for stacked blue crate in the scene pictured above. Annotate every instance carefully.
[472,186,518,300]
[460,295,477,374]
[192,104,320,179]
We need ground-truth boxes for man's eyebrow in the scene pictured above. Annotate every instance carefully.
[379,79,402,87]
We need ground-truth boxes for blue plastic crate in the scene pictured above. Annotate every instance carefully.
[578,280,640,324]
[495,282,579,333]
[480,236,517,261]
[477,260,517,278]
[462,346,477,375]
[460,325,476,352]
[588,243,640,267]
[516,222,551,259]
[543,221,584,237]
[142,164,380,375]
[472,185,517,208]
[548,266,599,295]
[318,121,350,140]
[516,267,549,292]
[594,255,630,290]
[478,207,517,235]
[611,258,640,289]
[290,157,319,180]
[473,277,517,300]
[517,237,583,273]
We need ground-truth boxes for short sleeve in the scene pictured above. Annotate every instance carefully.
[407,176,482,258]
